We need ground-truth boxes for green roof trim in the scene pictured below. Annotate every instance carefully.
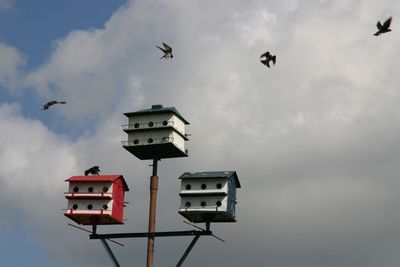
[179,171,241,188]
[124,104,189,125]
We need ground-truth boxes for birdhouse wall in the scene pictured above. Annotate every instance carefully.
[181,179,228,193]
[67,199,114,214]
[128,114,173,129]
[227,179,237,212]
[180,196,228,211]
[170,114,186,135]
[112,179,126,221]
[127,129,174,144]
[171,131,185,152]
[68,182,113,195]
[180,178,228,193]
[227,194,236,219]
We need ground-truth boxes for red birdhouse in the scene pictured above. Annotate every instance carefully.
[64,175,129,225]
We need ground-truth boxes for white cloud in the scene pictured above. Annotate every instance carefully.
[0,43,25,90]
[234,9,278,47]
[0,103,78,195]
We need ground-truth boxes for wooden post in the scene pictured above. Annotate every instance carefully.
[146,159,159,267]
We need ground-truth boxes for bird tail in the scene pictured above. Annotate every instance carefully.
[59,101,67,104]
[373,31,380,36]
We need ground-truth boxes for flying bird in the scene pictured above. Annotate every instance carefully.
[85,166,100,176]
[42,100,67,110]
[156,42,173,59]
[374,17,392,36]
[260,51,276,68]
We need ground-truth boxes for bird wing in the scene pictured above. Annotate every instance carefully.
[156,45,167,53]
[260,51,270,58]
[376,21,383,30]
[162,42,172,52]
[382,17,392,29]
[271,55,276,65]
[42,101,57,109]
[260,58,266,65]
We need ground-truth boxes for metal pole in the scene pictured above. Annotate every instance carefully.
[176,235,201,267]
[146,158,159,267]
[100,239,121,267]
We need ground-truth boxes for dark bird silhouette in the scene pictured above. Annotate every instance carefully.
[374,17,392,36]
[42,100,67,110]
[156,42,173,59]
[85,166,100,176]
[260,51,276,68]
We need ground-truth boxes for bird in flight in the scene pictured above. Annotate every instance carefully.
[374,17,392,36]
[260,51,276,68]
[85,166,100,176]
[156,42,173,59]
[42,100,67,110]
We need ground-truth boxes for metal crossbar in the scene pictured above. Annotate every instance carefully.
[90,230,212,240]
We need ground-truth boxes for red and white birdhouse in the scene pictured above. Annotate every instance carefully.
[64,175,129,225]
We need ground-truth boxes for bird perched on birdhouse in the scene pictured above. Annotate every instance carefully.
[42,100,67,110]
[85,166,100,176]
[156,42,173,59]
[374,16,392,36]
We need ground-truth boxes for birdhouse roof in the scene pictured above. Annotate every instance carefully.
[65,175,129,191]
[179,171,241,188]
[124,104,189,125]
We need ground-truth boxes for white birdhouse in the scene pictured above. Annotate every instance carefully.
[64,175,129,225]
[178,171,241,223]
[122,105,189,160]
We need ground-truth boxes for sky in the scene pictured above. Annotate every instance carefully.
[1,0,400,266]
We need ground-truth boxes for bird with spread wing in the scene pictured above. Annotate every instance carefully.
[260,51,276,68]
[374,17,392,36]
[156,42,173,59]
[42,100,67,110]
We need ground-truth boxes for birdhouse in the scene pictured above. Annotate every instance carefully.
[178,171,241,223]
[122,104,189,160]
[64,175,129,225]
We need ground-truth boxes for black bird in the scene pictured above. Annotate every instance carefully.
[156,42,173,59]
[374,17,392,36]
[42,100,67,110]
[85,166,100,176]
[260,51,276,68]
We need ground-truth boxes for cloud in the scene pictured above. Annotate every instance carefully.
[0,43,25,90]
[3,0,400,266]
